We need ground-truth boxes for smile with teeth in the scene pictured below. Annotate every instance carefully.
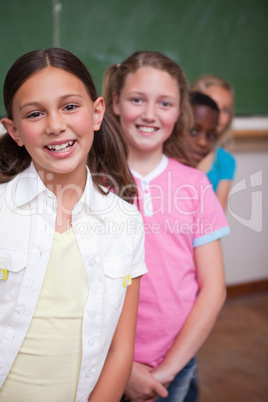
[137,126,158,133]
[46,140,75,153]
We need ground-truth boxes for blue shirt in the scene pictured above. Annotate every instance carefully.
[207,147,236,192]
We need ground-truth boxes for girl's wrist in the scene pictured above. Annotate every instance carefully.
[153,361,177,384]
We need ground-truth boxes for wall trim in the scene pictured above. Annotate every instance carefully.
[227,279,268,298]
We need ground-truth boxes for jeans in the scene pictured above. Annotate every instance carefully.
[156,357,197,402]
[184,367,199,402]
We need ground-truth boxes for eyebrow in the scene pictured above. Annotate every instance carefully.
[19,94,84,111]
[128,90,177,97]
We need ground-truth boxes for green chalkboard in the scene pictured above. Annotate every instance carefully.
[0,0,267,116]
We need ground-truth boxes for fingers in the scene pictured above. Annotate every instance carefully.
[153,380,168,399]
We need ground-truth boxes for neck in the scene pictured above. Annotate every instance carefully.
[38,168,87,229]
[128,148,163,176]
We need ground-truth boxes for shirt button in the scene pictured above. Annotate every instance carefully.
[89,258,96,266]
[18,307,28,315]
[88,311,97,319]
[87,338,95,347]
[85,369,92,377]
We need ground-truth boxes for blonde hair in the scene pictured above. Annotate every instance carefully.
[103,51,192,166]
[191,74,234,147]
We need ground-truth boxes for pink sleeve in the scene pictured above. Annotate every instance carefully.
[193,174,229,247]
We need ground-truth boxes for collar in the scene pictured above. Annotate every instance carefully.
[130,154,168,182]
[77,166,108,222]
[13,163,50,207]
[13,163,109,222]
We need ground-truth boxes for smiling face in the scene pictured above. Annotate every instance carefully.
[112,67,181,162]
[186,104,219,165]
[2,67,104,186]
[203,86,233,134]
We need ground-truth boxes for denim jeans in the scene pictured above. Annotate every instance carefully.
[156,357,197,402]
[184,367,199,402]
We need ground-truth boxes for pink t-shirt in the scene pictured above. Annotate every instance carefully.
[131,156,229,368]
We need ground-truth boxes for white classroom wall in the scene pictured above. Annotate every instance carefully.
[222,150,268,285]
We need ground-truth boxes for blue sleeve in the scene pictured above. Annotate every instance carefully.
[207,148,236,191]
[217,148,236,180]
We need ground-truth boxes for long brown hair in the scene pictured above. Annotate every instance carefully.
[102,51,192,166]
[0,48,137,202]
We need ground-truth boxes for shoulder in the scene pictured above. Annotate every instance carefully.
[216,147,236,165]
[0,174,19,201]
[99,187,143,223]
[168,158,211,186]
[0,180,8,194]
[0,182,7,206]
[216,147,236,176]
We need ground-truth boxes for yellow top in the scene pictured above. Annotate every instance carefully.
[0,228,89,402]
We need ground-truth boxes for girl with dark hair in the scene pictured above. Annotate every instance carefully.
[191,75,236,210]
[0,48,147,402]
[103,51,229,402]
[187,91,220,167]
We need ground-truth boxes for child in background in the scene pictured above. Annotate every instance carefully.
[187,91,220,167]
[0,48,147,402]
[185,90,220,402]
[103,51,229,402]
[191,75,236,210]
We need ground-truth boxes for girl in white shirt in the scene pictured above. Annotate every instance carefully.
[0,48,147,402]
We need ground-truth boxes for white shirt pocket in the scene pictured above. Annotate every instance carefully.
[103,255,132,310]
[0,249,27,302]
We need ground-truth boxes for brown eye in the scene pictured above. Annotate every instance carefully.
[131,98,142,104]
[207,133,216,142]
[190,128,199,137]
[26,111,42,118]
[64,104,78,111]
[161,101,171,107]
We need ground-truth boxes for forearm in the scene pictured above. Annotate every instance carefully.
[216,180,232,210]
[154,240,226,383]
[88,344,134,402]
[154,282,226,382]
[88,277,141,402]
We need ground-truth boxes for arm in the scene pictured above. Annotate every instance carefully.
[152,240,226,386]
[216,179,232,210]
[88,277,141,402]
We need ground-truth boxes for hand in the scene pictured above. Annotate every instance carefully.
[124,362,168,401]
[152,363,175,391]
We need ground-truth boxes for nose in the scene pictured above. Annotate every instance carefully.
[142,102,156,122]
[196,132,208,147]
[45,112,67,135]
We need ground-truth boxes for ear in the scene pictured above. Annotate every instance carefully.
[1,118,24,146]
[93,97,105,131]
[112,92,120,116]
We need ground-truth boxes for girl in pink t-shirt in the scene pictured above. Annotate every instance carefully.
[103,51,229,402]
